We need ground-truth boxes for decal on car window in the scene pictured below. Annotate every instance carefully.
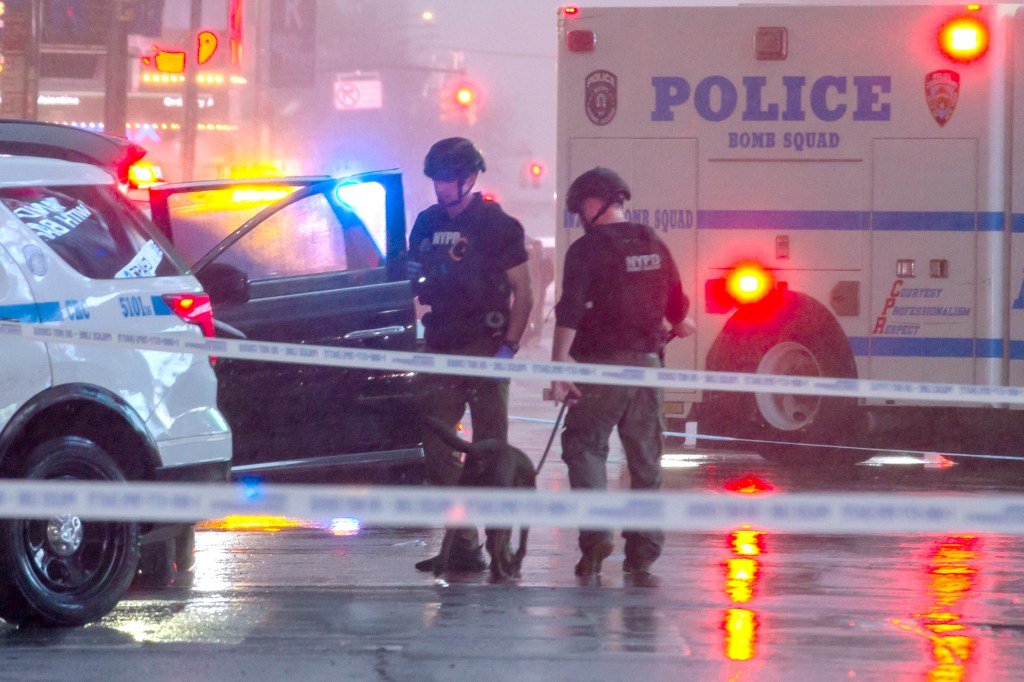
[116,240,164,279]
[9,197,93,241]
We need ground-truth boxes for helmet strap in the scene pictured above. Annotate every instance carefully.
[438,175,476,209]
[581,197,617,232]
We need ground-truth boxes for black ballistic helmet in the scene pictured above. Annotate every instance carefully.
[565,167,631,214]
[424,137,486,182]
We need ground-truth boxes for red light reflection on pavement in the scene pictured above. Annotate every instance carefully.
[723,476,775,495]
[894,535,982,680]
[721,529,767,661]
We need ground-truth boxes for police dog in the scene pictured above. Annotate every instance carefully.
[423,416,536,580]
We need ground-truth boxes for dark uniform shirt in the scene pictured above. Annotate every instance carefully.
[555,221,688,359]
[409,193,528,352]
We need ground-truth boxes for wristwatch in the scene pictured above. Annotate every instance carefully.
[503,339,520,354]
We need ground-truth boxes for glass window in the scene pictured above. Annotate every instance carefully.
[0,184,184,279]
[166,184,304,267]
[334,181,388,256]
[214,192,381,280]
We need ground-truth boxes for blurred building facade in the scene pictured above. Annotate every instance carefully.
[0,0,555,236]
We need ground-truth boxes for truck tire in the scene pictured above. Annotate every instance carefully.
[0,437,140,627]
[703,293,870,466]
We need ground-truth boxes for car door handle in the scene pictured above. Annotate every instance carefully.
[343,325,406,341]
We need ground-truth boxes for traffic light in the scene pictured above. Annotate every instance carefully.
[128,0,164,38]
[440,77,481,124]
[43,0,103,45]
[528,160,544,187]
[522,160,545,188]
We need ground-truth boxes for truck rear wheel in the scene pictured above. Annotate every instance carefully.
[703,293,870,466]
[0,437,140,626]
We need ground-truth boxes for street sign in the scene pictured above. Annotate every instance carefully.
[333,75,382,111]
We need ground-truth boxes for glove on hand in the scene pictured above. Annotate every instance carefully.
[494,344,516,359]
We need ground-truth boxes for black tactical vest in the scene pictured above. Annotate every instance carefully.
[415,202,512,351]
[575,223,674,356]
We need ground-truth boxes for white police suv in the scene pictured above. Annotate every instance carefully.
[0,153,232,626]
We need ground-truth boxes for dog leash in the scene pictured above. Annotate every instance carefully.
[534,400,567,476]
[533,327,680,476]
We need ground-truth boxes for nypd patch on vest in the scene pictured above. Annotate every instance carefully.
[626,253,661,272]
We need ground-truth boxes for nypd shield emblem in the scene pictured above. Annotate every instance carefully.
[585,70,617,126]
[925,70,960,127]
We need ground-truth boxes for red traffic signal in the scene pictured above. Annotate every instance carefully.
[440,77,481,124]
[522,160,545,188]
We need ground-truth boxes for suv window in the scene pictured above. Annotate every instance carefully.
[165,184,307,267]
[0,184,185,279]
[213,192,382,280]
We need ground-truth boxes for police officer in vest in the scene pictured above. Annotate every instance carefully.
[409,137,533,572]
[551,167,693,583]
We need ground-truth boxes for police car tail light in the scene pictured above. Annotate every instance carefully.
[938,14,989,62]
[163,293,216,363]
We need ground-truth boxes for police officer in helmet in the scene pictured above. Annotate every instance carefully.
[409,137,533,572]
[551,167,694,583]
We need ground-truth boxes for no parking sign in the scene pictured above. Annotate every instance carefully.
[334,74,383,111]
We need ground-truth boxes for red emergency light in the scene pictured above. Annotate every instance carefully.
[706,260,776,313]
[938,14,989,62]
[726,261,774,305]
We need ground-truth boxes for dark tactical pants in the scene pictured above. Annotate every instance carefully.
[561,352,665,566]
[423,338,510,553]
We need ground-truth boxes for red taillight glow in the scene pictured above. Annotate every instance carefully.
[163,293,216,362]
[564,6,580,15]
[938,15,989,62]
[725,261,774,305]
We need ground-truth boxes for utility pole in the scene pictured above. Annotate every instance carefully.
[2,0,45,121]
[104,0,130,137]
[181,0,201,180]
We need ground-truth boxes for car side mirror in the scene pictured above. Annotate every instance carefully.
[197,262,250,306]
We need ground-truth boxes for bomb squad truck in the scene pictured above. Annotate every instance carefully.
[556,4,1024,463]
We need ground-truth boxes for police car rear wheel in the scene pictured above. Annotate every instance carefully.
[0,437,140,627]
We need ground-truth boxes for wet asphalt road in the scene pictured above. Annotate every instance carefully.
[5,340,1024,680]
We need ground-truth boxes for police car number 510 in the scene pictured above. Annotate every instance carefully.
[119,295,153,318]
